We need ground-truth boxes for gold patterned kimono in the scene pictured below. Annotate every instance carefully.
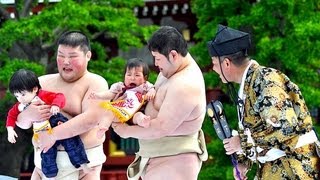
[237,63,319,179]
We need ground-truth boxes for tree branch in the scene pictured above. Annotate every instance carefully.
[21,0,35,17]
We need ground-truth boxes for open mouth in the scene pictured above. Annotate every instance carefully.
[128,83,137,88]
[63,67,73,72]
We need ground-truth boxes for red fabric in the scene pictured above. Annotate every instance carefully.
[6,89,65,127]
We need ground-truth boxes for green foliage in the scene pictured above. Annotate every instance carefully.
[191,0,320,179]
[89,57,127,86]
[0,0,157,65]
[0,0,158,132]
[191,0,320,107]
[0,59,45,86]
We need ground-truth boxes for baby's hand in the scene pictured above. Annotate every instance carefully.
[110,82,125,94]
[137,115,151,128]
[145,88,156,101]
[50,105,60,115]
[133,112,151,128]
[7,127,18,143]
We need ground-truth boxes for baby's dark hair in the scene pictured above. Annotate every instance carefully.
[9,69,41,94]
[125,58,150,80]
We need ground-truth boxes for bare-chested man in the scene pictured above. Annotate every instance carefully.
[112,26,208,180]
[17,31,108,179]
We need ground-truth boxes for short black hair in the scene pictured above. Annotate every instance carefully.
[221,50,249,67]
[148,26,188,59]
[125,58,150,80]
[58,31,91,53]
[9,69,41,94]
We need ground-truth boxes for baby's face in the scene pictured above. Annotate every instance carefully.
[14,90,37,104]
[124,66,146,88]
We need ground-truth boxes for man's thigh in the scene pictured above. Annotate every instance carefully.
[33,166,79,180]
[143,153,201,180]
[79,164,102,180]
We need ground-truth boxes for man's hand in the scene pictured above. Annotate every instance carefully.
[20,101,51,122]
[112,122,130,138]
[16,101,51,129]
[96,118,112,139]
[223,135,242,155]
[38,131,57,153]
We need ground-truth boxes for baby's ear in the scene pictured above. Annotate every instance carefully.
[33,87,39,93]
[144,75,148,81]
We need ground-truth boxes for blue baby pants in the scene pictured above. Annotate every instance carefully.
[40,113,90,178]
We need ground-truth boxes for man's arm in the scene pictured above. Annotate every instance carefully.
[53,73,109,137]
[16,101,51,128]
[38,73,109,151]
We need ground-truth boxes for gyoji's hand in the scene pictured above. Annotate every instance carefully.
[7,127,18,143]
[223,135,242,155]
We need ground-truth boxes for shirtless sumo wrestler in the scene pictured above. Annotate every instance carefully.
[112,26,208,180]
[17,31,108,180]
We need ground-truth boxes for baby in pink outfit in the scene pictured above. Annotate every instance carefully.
[89,58,155,138]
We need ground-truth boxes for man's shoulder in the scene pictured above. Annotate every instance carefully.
[85,72,107,84]
[39,73,59,80]
[39,73,59,85]
[81,72,108,90]
[171,69,202,86]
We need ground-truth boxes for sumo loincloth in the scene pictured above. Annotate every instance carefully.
[127,130,208,180]
[34,145,106,178]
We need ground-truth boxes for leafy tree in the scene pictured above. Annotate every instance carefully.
[0,0,156,71]
[0,0,157,177]
[190,0,320,179]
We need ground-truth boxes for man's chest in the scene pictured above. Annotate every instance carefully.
[45,83,87,116]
